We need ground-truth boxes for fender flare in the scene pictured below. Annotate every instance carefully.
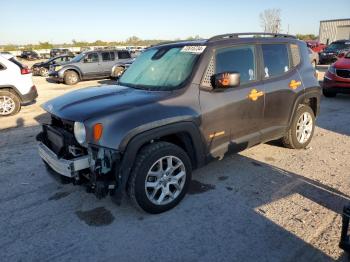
[117,121,206,190]
[59,66,83,79]
[288,87,321,128]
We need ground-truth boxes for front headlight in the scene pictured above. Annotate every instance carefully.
[74,122,86,145]
[328,65,336,75]
[55,65,62,71]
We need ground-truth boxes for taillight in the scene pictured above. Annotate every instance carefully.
[21,67,31,74]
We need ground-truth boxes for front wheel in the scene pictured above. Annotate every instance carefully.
[64,70,79,85]
[40,67,49,77]
[282,105,315,149]
[127,142,192,214]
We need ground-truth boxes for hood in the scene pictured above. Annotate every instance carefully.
[33,62,45,67]
[334,57,350,69]
[42,85,170,122]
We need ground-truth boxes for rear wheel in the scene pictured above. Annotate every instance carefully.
[0,90,21,116]
[64,70,79,85]
[282,105,315,149]
[127,142,192,214]
[322,88,336,98]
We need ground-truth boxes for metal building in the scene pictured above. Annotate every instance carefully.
[319,18,350,45]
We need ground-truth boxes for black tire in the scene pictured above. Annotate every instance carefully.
[282,104,315,149]
[39,67,49,77]
[0,90,21,116]
[127,142,192,214]
[322,88,336,98]
[64,70,79,85]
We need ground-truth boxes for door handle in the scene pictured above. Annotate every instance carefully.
[248,89,264,101]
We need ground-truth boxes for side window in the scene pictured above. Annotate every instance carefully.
[215,45,256,84]
[102,52,115,61]
[291,44,301,67]
[84,53,99,63]
[262,44,290,78]
[118,51,131,59]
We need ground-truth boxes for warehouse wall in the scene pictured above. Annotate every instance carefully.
[319,19,350,44]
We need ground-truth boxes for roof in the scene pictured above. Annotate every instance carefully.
[149,33,298,49]
[320,18,350,23]
[0,53,14,60]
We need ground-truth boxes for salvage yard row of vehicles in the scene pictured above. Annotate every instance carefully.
[37,33,322,213]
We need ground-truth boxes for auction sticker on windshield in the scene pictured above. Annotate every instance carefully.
[181,46,206,54]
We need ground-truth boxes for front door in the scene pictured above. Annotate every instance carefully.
[199,44,265,159]
[79,52,100,78]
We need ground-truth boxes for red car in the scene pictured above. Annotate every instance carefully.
[305,40,327,53]
[323,52,350,97]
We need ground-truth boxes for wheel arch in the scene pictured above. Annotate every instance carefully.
[288,88,321,128]
[0,85,22,101]
[118,121,206,189]
[61,66,82,79]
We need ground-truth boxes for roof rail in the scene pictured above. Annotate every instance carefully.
[208,32,297,42]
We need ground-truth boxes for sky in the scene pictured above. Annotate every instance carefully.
[1,0,350,45]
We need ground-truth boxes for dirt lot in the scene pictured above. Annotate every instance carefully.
[0,63,349,261]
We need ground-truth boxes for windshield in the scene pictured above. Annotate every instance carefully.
[326,43,350,52]
[118,46,202,91]
[69,53,84,63]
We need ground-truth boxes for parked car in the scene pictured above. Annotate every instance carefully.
[308,48,319,68]
[110,58,135,79]
[50,48,73,58]
[322,51,350,97]
[0,54,38,116]
[20,50,40,60]
[319,40,350,64]
[37,33,320,213]
[305,40,326,53]
[340,205,350,254]
[48,49,132,85]
[32,55,74,77]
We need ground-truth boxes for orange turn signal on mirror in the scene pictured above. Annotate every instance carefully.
[93,123,103,141]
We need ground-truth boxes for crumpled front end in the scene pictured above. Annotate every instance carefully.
[37,114,123,200]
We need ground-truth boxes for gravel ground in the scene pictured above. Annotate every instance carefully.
[0,63,349,262]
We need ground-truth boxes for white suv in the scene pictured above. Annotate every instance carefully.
[0,54,38,116]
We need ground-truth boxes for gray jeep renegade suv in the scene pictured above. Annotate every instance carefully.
[37,33,321,213]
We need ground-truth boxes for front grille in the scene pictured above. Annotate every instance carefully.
[337,69,350,79]
[40,115,87,159]
[51,115,74,133]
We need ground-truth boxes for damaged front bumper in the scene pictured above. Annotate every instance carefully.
[38,142,89,178]
[37,129,123,200]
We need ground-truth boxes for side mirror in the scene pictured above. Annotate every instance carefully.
[338,52,345,58]
[211,72,240,90]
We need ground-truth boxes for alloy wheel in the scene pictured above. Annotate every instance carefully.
[145,155,186,205]
[0,95,16,115]
[296,112,313,144]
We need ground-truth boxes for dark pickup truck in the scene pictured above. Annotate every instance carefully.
[37,33,321,213]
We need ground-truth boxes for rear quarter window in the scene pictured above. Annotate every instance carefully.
[290,44,301,67]
[9,57,25,69]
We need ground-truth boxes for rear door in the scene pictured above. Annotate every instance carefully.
[199,44,265,158]
[79,52,100,78]
[100,51,116,76]
[260,43,303,141]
